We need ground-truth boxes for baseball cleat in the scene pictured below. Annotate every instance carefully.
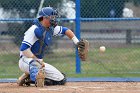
[17,73,29,86]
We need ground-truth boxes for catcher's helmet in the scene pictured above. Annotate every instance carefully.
[38,7,58,18]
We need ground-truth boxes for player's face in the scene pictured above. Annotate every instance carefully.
[43,17,51,28]
[43,16,56,28]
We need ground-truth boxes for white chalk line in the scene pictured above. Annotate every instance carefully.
[65,85,140,89]
[38,85,140,92]
[39,88,64,91]
[92,90,140,92]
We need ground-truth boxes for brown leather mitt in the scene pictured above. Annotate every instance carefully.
[77,39,89,61]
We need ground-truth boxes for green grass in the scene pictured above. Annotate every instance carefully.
[0,47,140,78]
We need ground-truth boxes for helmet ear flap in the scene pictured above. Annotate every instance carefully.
[38,17,43,21]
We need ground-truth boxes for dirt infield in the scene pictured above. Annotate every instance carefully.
[0,82,140,93]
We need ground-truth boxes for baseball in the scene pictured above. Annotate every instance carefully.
[99,46,106,52]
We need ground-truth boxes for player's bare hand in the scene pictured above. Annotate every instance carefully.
[41,61,45,68]
[36,59,45,68]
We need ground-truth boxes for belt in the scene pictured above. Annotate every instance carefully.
[19,55,35,64]
[20,55,23,58]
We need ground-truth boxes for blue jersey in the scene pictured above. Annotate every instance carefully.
[20,19,68,59]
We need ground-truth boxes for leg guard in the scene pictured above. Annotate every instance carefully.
[29,60,39,82]
[29,60,45,87]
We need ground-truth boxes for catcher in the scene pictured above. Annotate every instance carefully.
[17,7,89,87]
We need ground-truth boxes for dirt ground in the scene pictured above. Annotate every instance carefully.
[0,82,140,93]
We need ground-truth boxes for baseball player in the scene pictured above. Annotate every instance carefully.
[17,7,88,87]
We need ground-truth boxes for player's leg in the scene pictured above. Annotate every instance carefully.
[18,56,45,87]
[17,56,31,86]
[17,73,30,86]
[44,73,66,85]
[18,56,66,86]
[29,60,45,87]
[43,63,67,85]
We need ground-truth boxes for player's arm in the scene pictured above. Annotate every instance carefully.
[65,29,79,45]
[53,26,79,45]
[65,29,89,61]
[62,27,89,61]
[21,28,43,59]
[53,26,89,61]
[22,49,35,58]
[20,43,44,66]
[20,43,35,58]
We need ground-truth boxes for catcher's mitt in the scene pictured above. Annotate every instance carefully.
[35,68,45,87]
[77,39,89,61]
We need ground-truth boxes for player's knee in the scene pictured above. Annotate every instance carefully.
[55,73,67,85]
[60,77,66,85]
[60,73,67,85]
[44,73,67,85]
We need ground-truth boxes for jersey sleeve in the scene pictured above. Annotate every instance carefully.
[53,26,69,37]
[21,26,38,48]
[20,43,30,51]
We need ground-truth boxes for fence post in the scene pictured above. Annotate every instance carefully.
[126,30,132,44]
[75,0,81,73]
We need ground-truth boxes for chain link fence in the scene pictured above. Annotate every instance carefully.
[0,0,140,80]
